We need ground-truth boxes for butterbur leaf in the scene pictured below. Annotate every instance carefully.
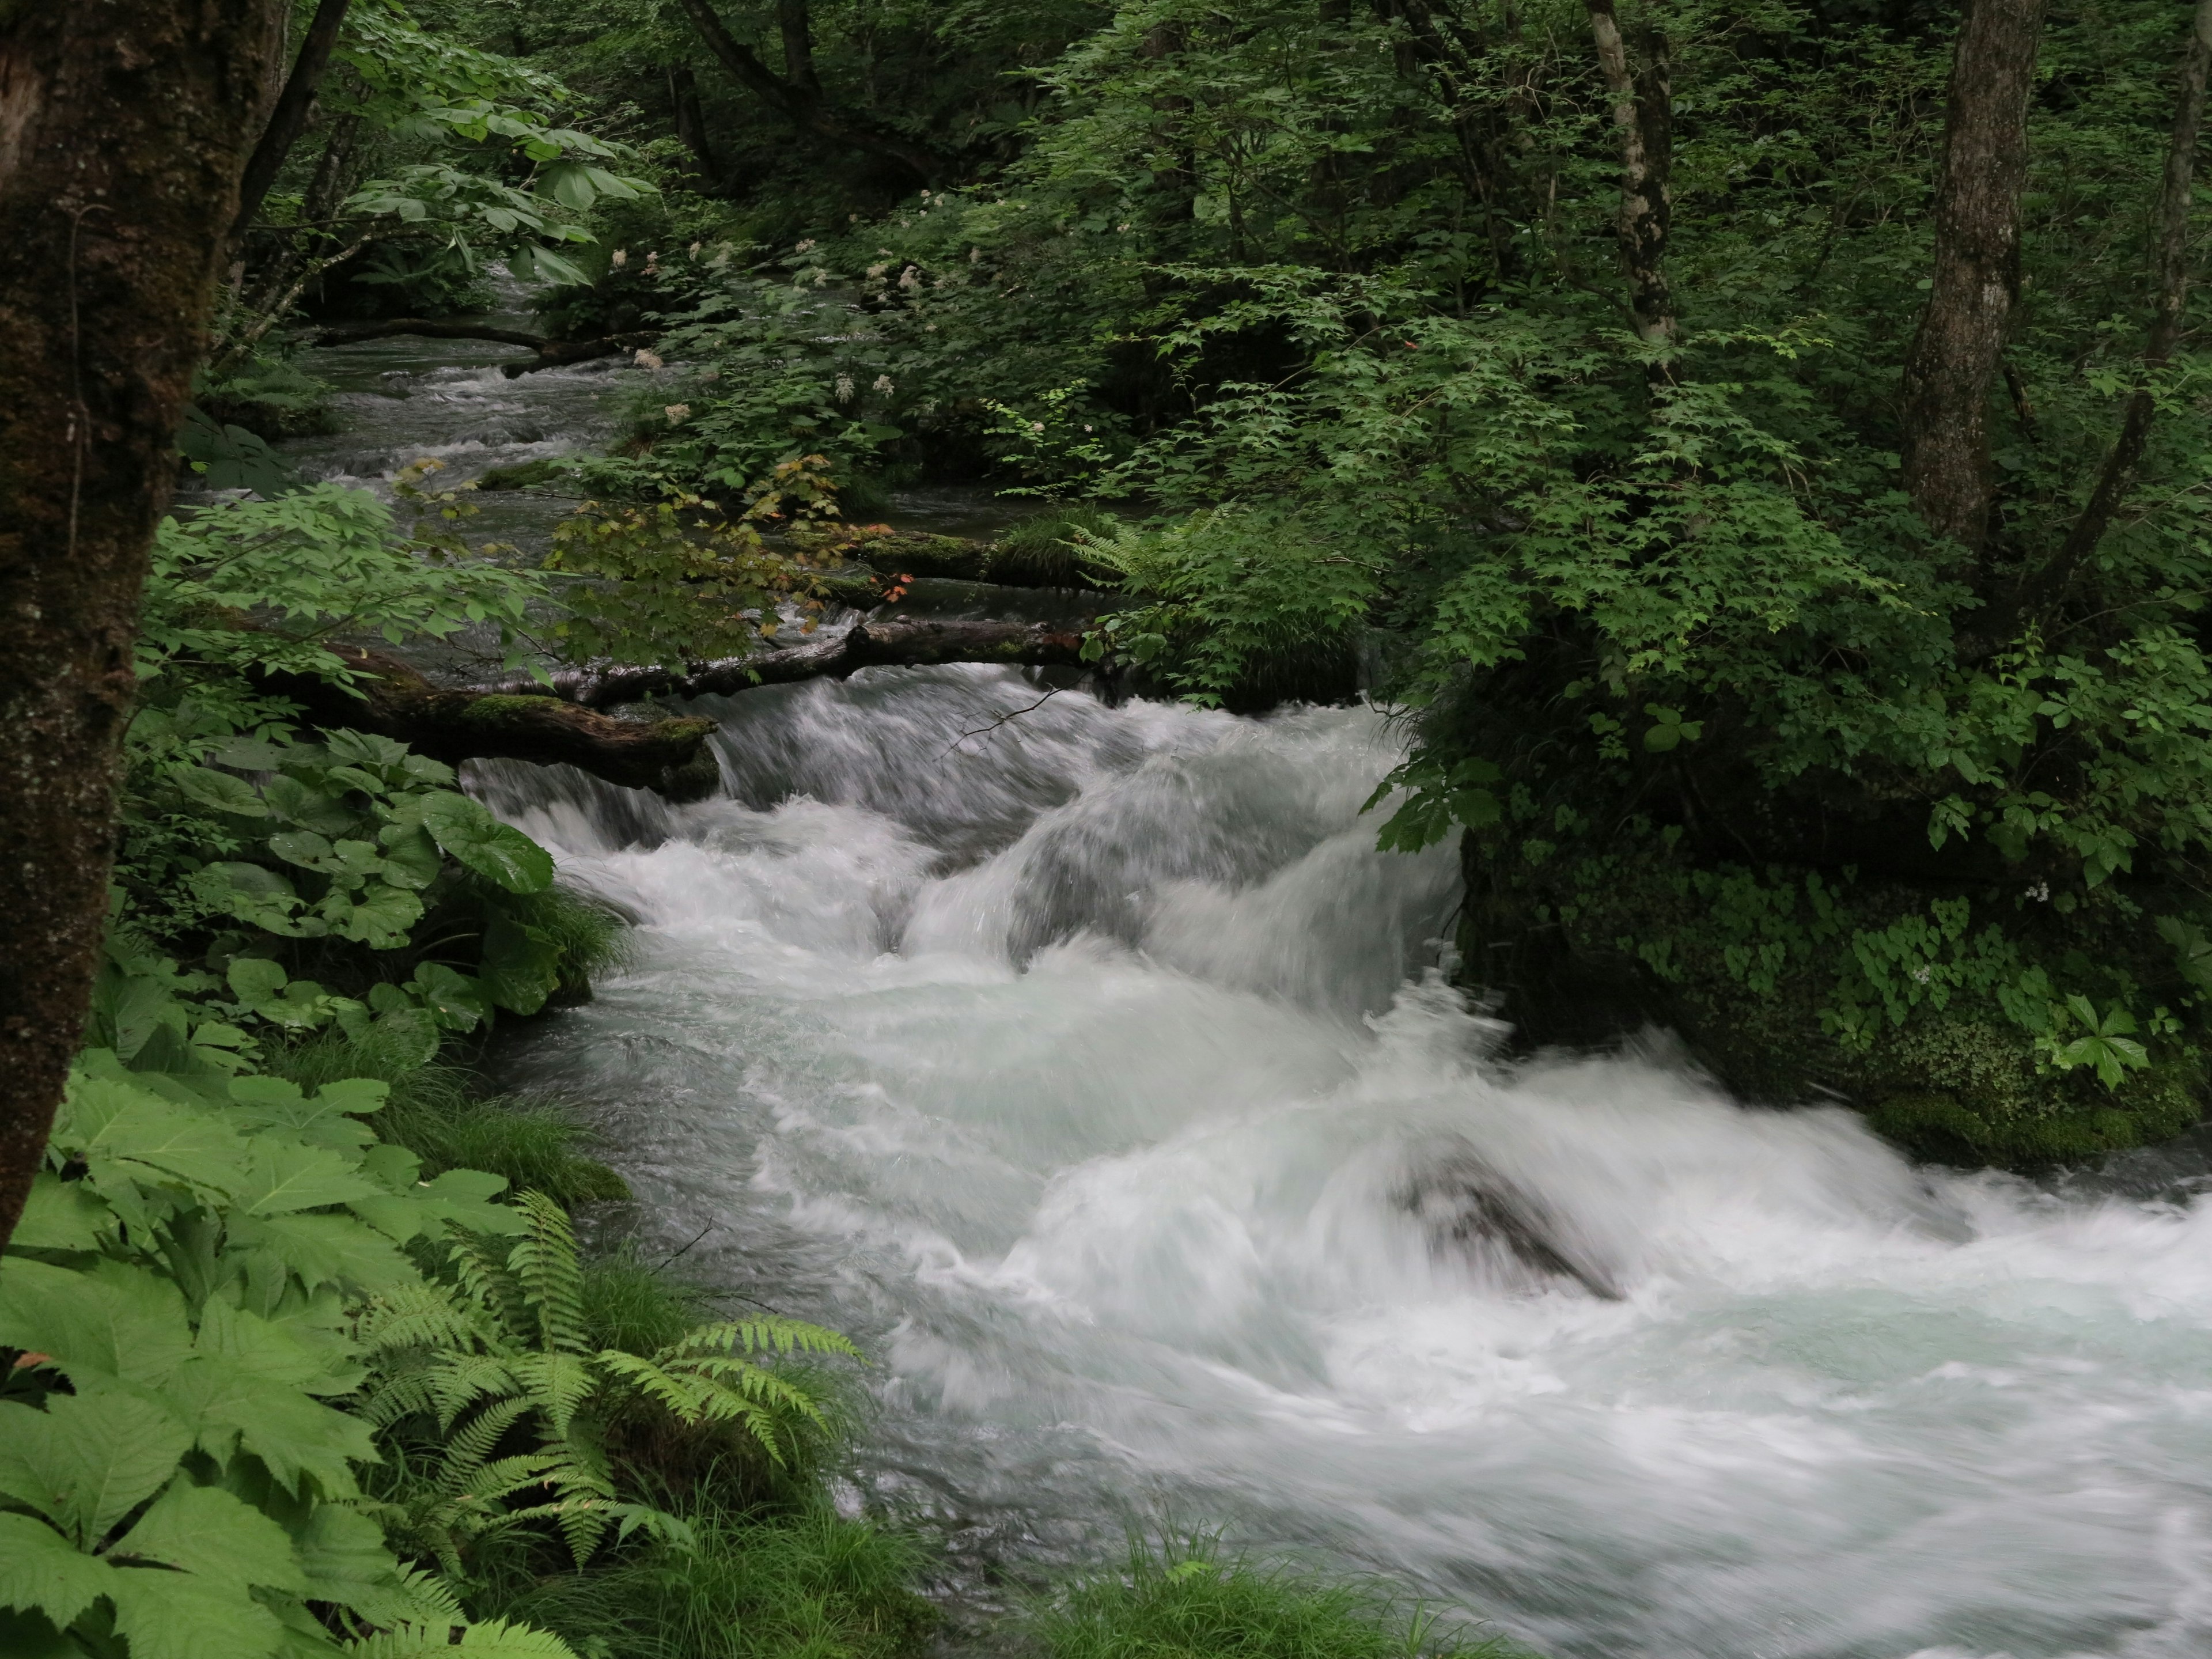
[191,861,303,930]
[0,1511,114,1628]
[411,961,490,1031]
[173,766,268,817]
[229,958,290,1006]
[213,736,288,771]
[479,914,562,1016]
[268,830,336,870]
[377,822,444,889]
[329,882,425,949]
[421,793,554,893]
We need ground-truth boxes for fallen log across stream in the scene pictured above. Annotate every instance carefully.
[309,318,660,377]
[279,618,1094,801]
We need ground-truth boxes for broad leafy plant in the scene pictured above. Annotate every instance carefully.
[0,1052,584,1657]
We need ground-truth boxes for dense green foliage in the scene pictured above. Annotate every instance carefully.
[385,0,2212,1163]
[31,0,2212,1647]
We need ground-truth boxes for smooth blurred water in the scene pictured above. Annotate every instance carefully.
[466,670,2212,1659]
[285,305,2212,1659]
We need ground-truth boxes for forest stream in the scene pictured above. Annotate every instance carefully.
[288,317,2212,1659]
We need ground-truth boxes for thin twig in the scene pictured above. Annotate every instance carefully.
[940,685,1063,756]
[653,1222,717,1272]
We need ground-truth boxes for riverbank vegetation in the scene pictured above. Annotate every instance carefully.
[6,0,2212,1652]
[183,0,2212,1166]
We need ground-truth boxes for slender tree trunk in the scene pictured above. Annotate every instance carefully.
[777,0,822,94]
[1898,0,2046,556]
[231,0,353,241]
[2024,0,2212,608]
[0,2,286,1252]
[669,65,724,187]
[1585,0,1675,347]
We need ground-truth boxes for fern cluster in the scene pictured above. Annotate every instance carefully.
[358,1193,855,1584]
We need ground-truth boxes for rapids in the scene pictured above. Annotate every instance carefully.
[287,313,2212,1659]
[472,675,2212,1659]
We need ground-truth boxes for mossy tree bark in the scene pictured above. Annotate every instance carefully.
[0,1,286,1251]
[1898,0,2046,558]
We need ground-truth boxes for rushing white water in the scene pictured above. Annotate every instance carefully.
[466,665,2212,1659]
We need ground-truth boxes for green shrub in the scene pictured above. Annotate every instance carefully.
[1029,1537,1522,1659]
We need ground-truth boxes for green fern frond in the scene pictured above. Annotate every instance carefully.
[670,1316,861,1362]
[450,1230,533,1341]
[442,1396,534,1477]
[359,1282,490,1355]
[508,1349,598,1439]
[505,1192,587,1355]
[427,1354,522,1431]
[344,1616,581,1657]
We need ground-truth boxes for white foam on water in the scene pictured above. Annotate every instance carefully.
[478,665,2212,1659]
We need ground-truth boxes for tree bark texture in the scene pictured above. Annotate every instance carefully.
[670,0,946,184]
[0,2,286,1251]
[2028,0,2212,608]
[231,0,353,241]
[669,65,723,187]
[1585,0,1675,346]
[1898,0,2047,556]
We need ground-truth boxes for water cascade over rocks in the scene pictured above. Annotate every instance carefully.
[289,319,2212,1659]
[471,670,2212,1659]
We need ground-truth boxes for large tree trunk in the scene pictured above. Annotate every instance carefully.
[1585,0,1675,348]
[0,3,286,1251]
[231,0,353,241]
[1898,0,2047,557]
[2023,0,2212,611]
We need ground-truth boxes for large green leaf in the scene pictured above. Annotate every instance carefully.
[107,1559,287,1659]
[173,766,269,818]
[66,1078,252,1200]
[90,967,182,1063]
[0,1512,114,1627]
[0,1256,193,1386]
[8,1173,112,1252]
[112,1481,306,1593]
[227,1211,418,1296]
[0,1389,191,1544]
[419,792,554,893]
[479,914,562,1016]
[235,1139,384,1217]
[164,1354,375,1496]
